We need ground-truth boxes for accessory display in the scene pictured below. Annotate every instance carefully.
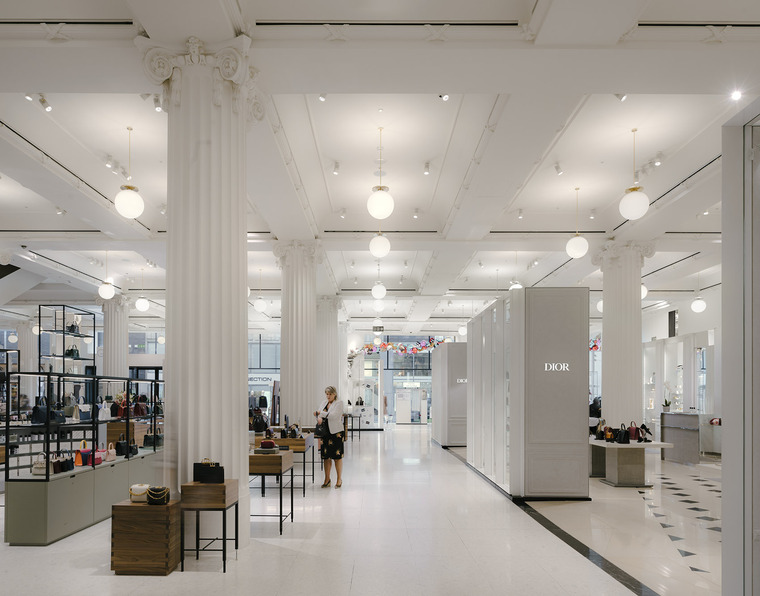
[193,458,225,483]
[129,483,150,503]
[115,433,128,456]
[64,344,80,359]
[147,486,170,505]
[105,442,117,462]
[261,440,276,449]
[75,440,92,466]
[94,444,107,465]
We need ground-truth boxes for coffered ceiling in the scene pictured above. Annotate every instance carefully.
[1,0,759,336]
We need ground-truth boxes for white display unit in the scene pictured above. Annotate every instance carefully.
[467,287,589,499]
[431,342,467,447]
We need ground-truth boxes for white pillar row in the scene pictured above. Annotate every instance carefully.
[316,296,341,398]
[137,35,262,543]
[338,321,349,404]
[274,240,319,427]
[96,295,130,378]
[16,319,38,400]
[591,241,654,427]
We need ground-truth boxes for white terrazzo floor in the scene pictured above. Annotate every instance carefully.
[0,425,720,595]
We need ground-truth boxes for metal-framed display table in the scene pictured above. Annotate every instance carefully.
[180,479,239,573]
[589,437,673,487]
[249,450,294,535]
[111,499,181,575]
[252,433,314,495]
[345,414,361,441]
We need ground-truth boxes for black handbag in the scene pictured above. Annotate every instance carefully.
[251,413,268,432]
[314,419,329,438]
[147,486,170,505]
[50,409,66,424]
[66,322,79,334]
[64,344,80,359]
[193,459,225,483]
[31,398,48,425]
[616,423,630,444]
[128,439,139,456]
[115,433,128,456]
[143,434,164,447]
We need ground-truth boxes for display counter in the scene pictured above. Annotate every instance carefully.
[660,412,701,464]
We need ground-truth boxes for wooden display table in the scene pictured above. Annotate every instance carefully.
[252,434,314,495]
[249,451,294,534]
[180,479,239,573]
[589,437,673,487]
[111,499,180,576]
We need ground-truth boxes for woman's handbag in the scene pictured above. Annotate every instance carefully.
[64,344,80,359]
[94,444,106,465]
[58,450,74,472]
[75,440,91,466]
[134,402,148,417]
[616,423,631,444]
[143,433,164,447]
[32,452,51,475]
[129,484,150,503]
[628,421,640,441]
[105,442,117,462]
[193,458,225,483]
[115,433,128,456]
[147,486,170,505]
[31,398,48,425]
[128,439,139,457]
[52,453,63,474]
[66,322,80,334]
[98,402,111,421]
[314,419,329,438]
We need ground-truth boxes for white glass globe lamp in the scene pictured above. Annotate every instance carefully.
[253,297,267,313]
[373,337,382,346]
[371,281,387,299]
[157,335,166,345]
[509,281,523,290]
[458,325,468,336]
[373,299,385,313]
[619,187,649,221]
[565,235,589,259]
[367,186,394,220]
[83,336,93,345]
[98,281,115,300]
[135,296,150,312]
[369,233,391,258]
[641,284,648,299]
[32,325,40,335]
[691,297,707,313]
[7,333,18,344]
[596,299,604,313]
[114,185,145,219]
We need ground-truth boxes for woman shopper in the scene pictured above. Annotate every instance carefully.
[314,386,345,488]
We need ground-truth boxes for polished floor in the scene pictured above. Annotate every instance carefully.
[0,425,720,595]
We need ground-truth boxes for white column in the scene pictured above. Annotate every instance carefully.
[96,295,130,378]
[316,296,341,399]
[338,321,349,404]
[592,241,654,427]
[16,319,38,400]
[138,35,260,542]
[274,241,319,427]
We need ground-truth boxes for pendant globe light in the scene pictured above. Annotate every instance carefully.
[369,231,390,258]
[253,269,267,313]
[373,317,384,336]
[7,332,18,344]
[508,254,523,290]
[371,263,387,299]
[114,127,145,219]
[566,187,589,259]
[373,299,385,313]
[618,128,650,221]
[98,251,115,299]
[640,283,648,299]
[135,269,149,312]
[367,127,394,220]
[691,271,707,313]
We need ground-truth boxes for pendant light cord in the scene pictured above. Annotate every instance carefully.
[575,187,580,235]
[631,128,637,185]
[378,127,383,187]
[127,126,133,180]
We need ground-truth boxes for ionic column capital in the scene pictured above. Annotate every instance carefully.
[273,240,322,270]
[591,240,655,271]
[96,294,131,313]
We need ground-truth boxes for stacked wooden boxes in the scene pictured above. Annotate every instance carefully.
[111,499,180,575]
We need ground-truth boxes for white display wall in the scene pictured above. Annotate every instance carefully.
[431,342,467,447]
[467,287,589,499]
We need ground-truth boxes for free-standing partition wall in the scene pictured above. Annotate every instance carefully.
[431,342,467,447]
[467,287,589,499]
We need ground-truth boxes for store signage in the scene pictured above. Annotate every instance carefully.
[456,378,468,384]
[249,376,274,383]
[544,362,570,371]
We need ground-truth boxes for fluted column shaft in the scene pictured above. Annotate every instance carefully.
[592,241,654,426]
[138,35,258,540]
[316,297,341,401]
[17,320,38,399]
[275,241,318,426]
[97,295,130,378]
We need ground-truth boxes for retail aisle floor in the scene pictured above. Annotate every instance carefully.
[0,425,714,595]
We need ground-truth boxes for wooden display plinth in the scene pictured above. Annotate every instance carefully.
[251,433,314,453]
[181,479,238,509]
[0,445,5,464]
[249,450,294,475]
[111,499,180,576]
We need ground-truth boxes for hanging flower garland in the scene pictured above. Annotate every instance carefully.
[349,337,446,358]
[589,337,601,351]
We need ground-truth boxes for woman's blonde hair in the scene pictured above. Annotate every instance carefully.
[325,386,337,397]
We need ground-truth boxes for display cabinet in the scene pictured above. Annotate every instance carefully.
[38,305,95,376]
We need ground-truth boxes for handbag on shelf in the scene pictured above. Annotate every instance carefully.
[118,403,134,418]
[129,483,150,503]
[64,344,80,359]
[193,458,225,483]
[105,442,117,462]
[314,419,329,438]
[616,423,630,444]
[128,439,139,457]
[94,444,106,465]
[110,401,121,418]
[66,322,80,334]
[75,440,91,466]
[76,401,92,422]
[115,433,128,456]
[134,402,148,417]
[628,421,640,441]
[147,486,170,505]
[251,411,268,432]
[32,452,51,476]
[98,402,111,421]
[58,450,74,472]
[52,453,63,474]
[31,398,48,425]
[49,408,66,424]
[143,434,164,447]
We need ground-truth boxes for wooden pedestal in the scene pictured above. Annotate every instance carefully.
[111,499,180,575]
[181,479,239,509]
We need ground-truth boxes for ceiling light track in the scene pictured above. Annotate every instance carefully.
[24,249,120,288]
[641,252,701,279]
[253,21,520,27]
[0,119,151,232]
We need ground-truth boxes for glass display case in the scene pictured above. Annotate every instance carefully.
[38,305,96,376]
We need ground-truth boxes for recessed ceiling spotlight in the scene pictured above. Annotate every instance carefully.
[614,93,628,102]
[105,155,114,169]
[589,209,596,220]
[331,161,340,176]
[412,209,419,219]
[423,162,430,176]
[399,276,404,285]
[24,93,34,102]
[731,90,742,101]
[403,260,408,269]
[353,277,358,285]
[159,204,167,215]
[318,93,327,102]
[55,207,65,216]
[654,152,663,167]
[517,209,523,220]
[39,95,52,112]
[532,259,539,266]
[478,261,484,268]
[339,208,346,219]
[377,107,383,113]
[153,94,162,112]
[554,163,564,176]
[439,94,449,101]
[703,210,709,216]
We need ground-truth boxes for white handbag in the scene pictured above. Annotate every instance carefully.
[98,403,111,421]
[129,483,150,502]
[32,452,51,476]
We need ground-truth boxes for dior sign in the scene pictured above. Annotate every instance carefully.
[544,363,570,371]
